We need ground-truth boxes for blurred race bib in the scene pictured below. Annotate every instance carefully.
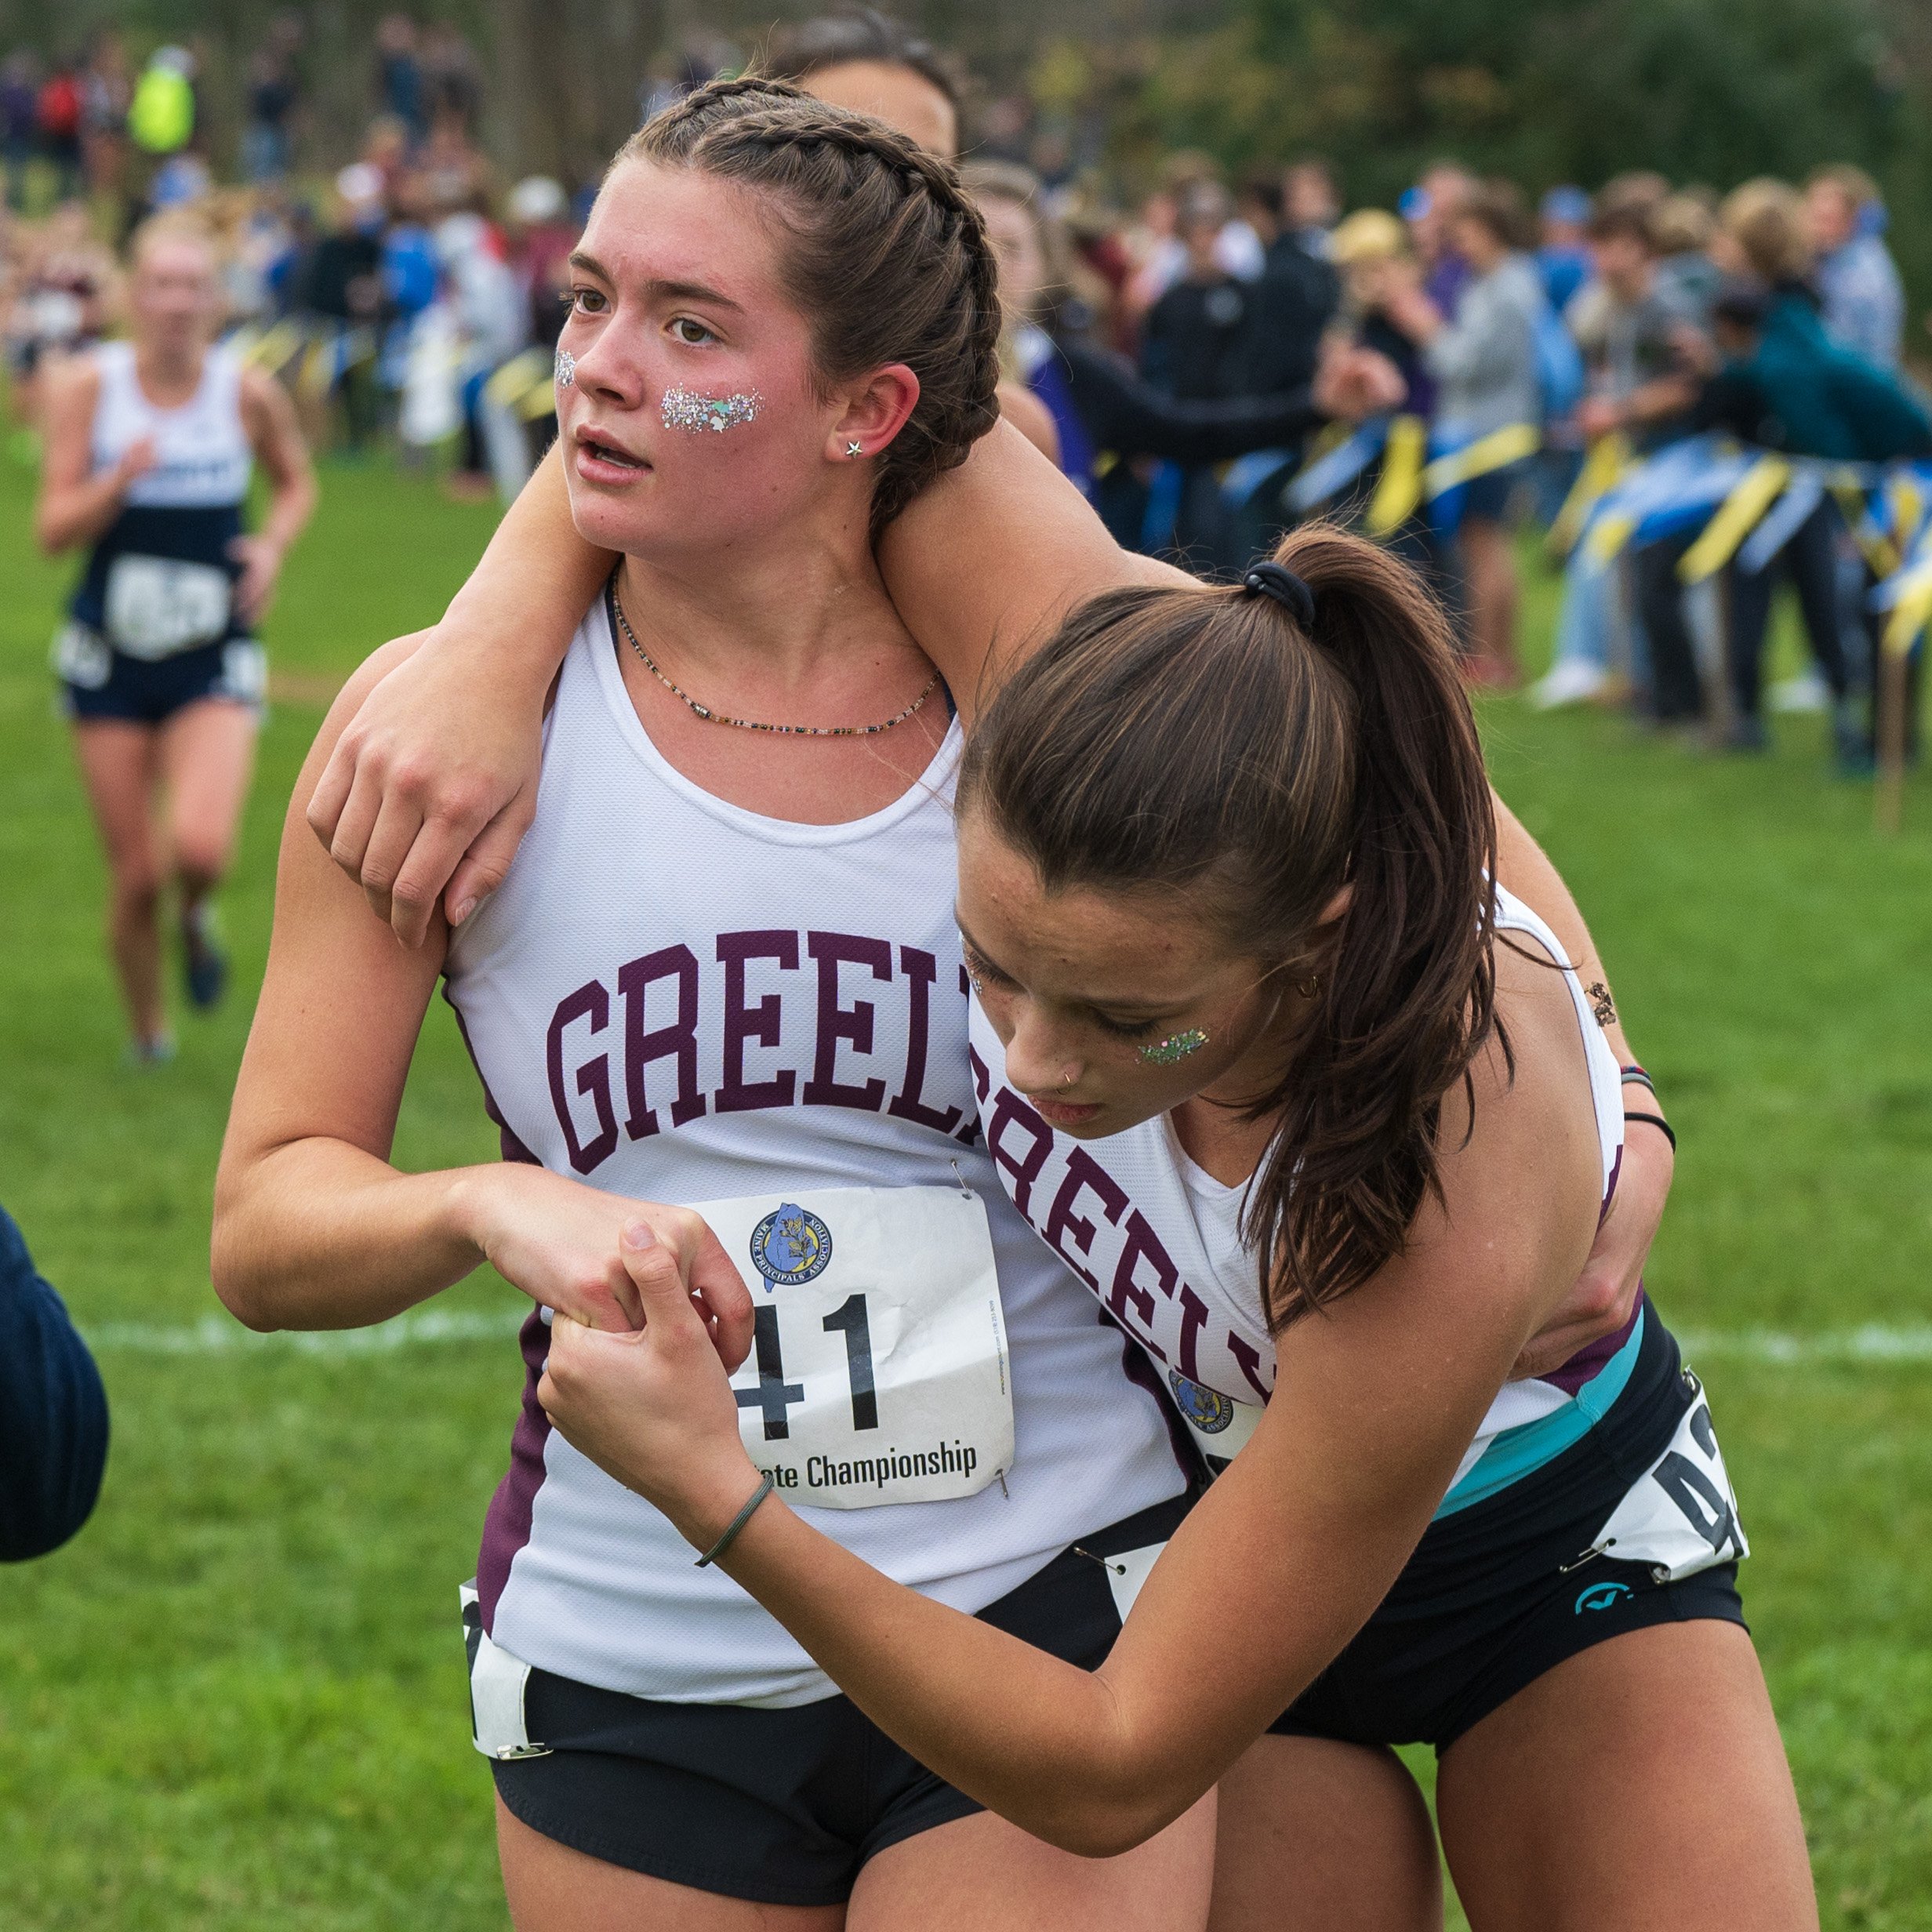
[693,1185,1014,1510]
[104,554,231,659]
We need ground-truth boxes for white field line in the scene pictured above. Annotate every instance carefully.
[1677,1324,1932,1364]
[85,1306,527,1355]
[78,1310,1932,1365]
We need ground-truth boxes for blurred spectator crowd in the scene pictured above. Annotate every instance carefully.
[6,11,1932,772]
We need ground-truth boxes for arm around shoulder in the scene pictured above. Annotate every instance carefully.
[875,418,1185,721]
[306,441,609,945]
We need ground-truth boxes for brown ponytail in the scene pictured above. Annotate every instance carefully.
[614,75,1000,532]
[957,525,1499,1327]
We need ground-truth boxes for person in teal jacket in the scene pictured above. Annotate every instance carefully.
[1690,279,1932,761]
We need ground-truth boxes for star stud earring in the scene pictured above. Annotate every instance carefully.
[846,441,864,459]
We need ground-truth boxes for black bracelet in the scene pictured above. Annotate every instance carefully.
[1623,1109,1676,1152]
[694,1473,776,1568]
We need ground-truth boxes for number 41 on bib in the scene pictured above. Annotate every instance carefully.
[692,1186,1015,1511]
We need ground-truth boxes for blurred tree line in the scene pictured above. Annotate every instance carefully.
[4,0,1925,313]
[1059,0,1932,314]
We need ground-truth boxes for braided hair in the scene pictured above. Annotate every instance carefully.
[615,75,1001,532]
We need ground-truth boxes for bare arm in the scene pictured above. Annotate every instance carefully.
[538,975,1600,1855]
[34,359,150,555]
[305,347,1404,937]
[305,445,603,935]
[1491,798,1674,1376]
[213,639,752,1351]
[308,422,1171,939]
[232,368,318,624]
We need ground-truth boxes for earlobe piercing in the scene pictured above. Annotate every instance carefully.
[1139,1029,1210,1066]
[846,441,865,459]
[554,348,576,389]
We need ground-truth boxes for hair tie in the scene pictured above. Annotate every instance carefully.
[1243,561,1317,630]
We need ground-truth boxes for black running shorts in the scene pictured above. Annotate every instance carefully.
[485,1491,1189,1907]
[1271,1309,1746,1752]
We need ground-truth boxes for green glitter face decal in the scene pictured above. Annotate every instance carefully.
[1139,1029,1210,1065]
[659,385,765,434]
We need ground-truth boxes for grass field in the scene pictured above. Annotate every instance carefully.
[2,448,1930,1930]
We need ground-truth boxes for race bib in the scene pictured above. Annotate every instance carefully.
[694,1186,1014,1510]
[1167,1371,1264,1475]
[104,554,231,659]
[1589,1380,1749,1582]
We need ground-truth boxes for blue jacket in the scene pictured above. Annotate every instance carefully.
[0,1206,108,1561]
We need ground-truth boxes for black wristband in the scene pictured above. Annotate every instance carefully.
[1623,1109,1676,1153]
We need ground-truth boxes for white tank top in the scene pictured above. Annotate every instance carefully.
[967,886,1628,1502]
[89,338,251,507]
[444,602,1186,1708]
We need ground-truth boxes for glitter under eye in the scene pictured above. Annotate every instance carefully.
[554,348,576,389]
[660,386,764,434]
[1139,1028,1211,1065]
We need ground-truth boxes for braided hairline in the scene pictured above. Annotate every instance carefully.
[711,114,977,231]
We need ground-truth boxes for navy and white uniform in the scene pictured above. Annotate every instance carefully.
[440,593,1189,1901]
[54,340,265,724]
[970,885,1749,1750]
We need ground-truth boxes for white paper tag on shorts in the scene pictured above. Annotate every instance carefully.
[50,621,112,690]
[104,554,231,659]
[693,1186,1015,1511]
[1589,1386,1749,1582]
[1102,1543,1164,1622]
[459,1580,550,1760]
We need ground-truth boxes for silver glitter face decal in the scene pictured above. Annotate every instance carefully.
[554,348,576,389]
[660,385,764,434]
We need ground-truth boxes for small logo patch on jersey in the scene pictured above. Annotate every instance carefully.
[750,1203,833,1289]
[1168,1371,1235,1435]
[1574,1581,1633,1614]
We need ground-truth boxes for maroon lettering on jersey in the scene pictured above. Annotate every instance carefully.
[888,945,963,1135]
[801,931,894,1111]
[1042,1148,1128,1291]
[547,977,619,1174]
[619,944,706,1138]
[985,1088,1055,1218]
[1225,1331,1273,1402]
[1175,1282,1211,1383]
[716,930,799,1113]
[1109,1208,1177,1349]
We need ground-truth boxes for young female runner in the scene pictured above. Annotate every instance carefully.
[37,209,314,1059]
[299,136,1710,1932]
[531,527,1817,1932]
[215,80,1215,1930]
